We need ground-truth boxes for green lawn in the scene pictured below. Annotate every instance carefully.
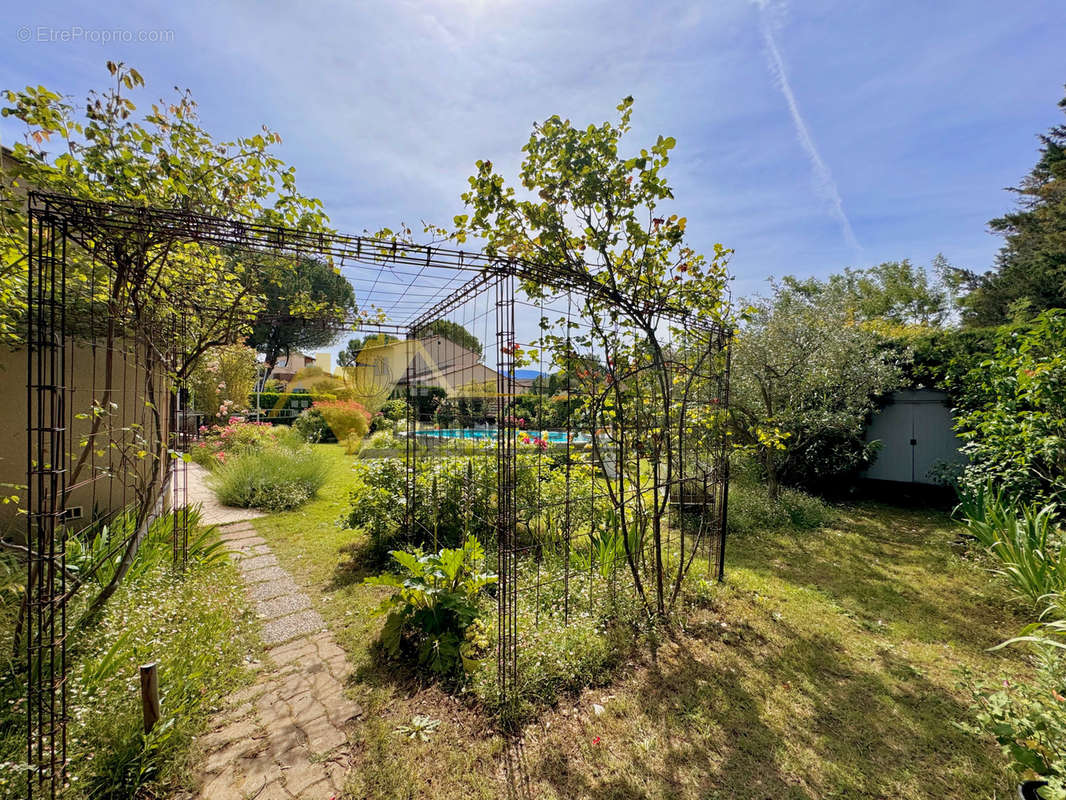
[254,444,1031,799]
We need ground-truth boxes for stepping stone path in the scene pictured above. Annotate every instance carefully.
[193,520,362,799]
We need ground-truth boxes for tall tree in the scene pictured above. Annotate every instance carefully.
[455,97,732,617]
[959,87,1066,326]
[245,254,356,371]
[730,277,905,497]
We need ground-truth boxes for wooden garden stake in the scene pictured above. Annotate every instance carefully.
[140,662,160,733]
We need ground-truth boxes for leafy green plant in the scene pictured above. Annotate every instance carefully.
[207,445,329,512]
[66,506,225,595]
[380,398,409,422]
[953,310,1066,506]
[570,509,644,579]
[343,451,609,562]
[187,343,258,425]
[954,481,1020,549]
[725,478,832,536]
[471,612,619,724]
[292,407,332,443]
[960,658,1066,799]
[987,503,1066,607]
[189,420,293,468]
[956,486,1065,608]
[364,536,496,676]
[361,430,404,452]
[394,715,441,741]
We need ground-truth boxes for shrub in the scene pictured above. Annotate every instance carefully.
[726,480,833,536]
[342,451,593,559]
[380,398,409,422]
[292,407,333,443]
[188,343,258,425]
[955,485,1066,608]
[364,536,496,676]
[988,504,1065,608]
[0,512,254,800]
[477,615,615,717]
[189,420,288,468]
[314,399,371,453]
[953,310,1066,506]
[66,507,225,597]
[207,445,329,512]
[361,430,404,452]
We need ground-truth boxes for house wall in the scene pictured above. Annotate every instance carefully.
[407,335,481,380]
[0,341,170,537]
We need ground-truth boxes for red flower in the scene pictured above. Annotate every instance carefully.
[592,736,601,745]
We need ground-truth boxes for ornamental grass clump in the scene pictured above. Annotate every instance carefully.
[207,444,330,512]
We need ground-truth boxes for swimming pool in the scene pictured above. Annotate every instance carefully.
[414,428,590,444]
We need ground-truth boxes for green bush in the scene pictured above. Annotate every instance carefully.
[954,481,1020,550]
[314,399,371,442]
[380,398,408,422]
[342,448,615,561]
[477,615,616,717]
[188,343,258,424]
[361,430,404,452]
[207,445,329,512]
[364,536,496,676]
[189,420,294,468]
[955,485,1066,608]
[952,310,1066,506]
[292,407,333,443]
[66,506,225,597]
[726,480,833,536]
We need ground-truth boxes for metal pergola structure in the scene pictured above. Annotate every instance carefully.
[21,191,731,797]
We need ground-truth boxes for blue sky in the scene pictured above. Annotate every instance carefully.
[2,0,1064,308]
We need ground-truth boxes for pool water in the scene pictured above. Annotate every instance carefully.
[415,428,590,444]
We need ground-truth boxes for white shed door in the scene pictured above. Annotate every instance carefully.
[864,394,966,484]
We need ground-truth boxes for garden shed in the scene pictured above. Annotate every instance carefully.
[863,389,966,485]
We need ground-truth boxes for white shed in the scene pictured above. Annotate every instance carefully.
[863,390,966,485]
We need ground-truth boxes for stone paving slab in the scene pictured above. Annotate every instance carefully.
[238,553,279,572]
[261,609,326,645]
[243,565,290,584]
[247,576,303,602]
[192,520,361,799]
[256,593,313,620]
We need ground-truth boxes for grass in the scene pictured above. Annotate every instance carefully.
[254,444,1032,799]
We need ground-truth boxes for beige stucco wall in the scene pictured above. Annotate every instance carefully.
[0,341,170,539]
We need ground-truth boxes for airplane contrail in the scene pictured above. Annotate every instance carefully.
[753,0,862,253]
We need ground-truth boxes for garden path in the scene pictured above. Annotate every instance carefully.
[192,519,362,800]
